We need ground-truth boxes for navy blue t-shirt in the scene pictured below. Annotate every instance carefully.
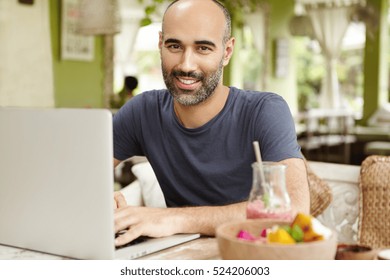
[113,87,302,207]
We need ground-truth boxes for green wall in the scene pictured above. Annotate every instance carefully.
[49,1,105,108]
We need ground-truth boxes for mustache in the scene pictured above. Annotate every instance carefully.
[172,70,203,80]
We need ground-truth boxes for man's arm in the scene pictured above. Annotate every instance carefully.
[279,157,310,215]
[114,200,247,246]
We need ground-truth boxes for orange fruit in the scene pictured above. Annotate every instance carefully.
[267,228,296,244]
[290,213,323,242]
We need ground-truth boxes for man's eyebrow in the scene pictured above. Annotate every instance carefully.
[164,38,181,44]
[194,40,216,48]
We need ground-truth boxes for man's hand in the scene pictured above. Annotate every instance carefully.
[113,191,127,209]
[114,206,181,247]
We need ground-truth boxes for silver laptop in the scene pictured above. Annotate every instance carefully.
[0,107,199,260]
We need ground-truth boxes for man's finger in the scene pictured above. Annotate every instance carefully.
[115,226,143,247]
[114,191,127,209]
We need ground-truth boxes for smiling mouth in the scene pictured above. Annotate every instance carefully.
[179,78,197,84]
[176,77,200,90]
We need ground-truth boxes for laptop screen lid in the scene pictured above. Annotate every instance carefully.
[0,108,115,259]
[0,108,200,260]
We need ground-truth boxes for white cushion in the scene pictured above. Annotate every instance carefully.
[131,162,166,208]
[120,181,143,206]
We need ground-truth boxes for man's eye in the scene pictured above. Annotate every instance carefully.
[167,44,181,50]
[198,46,212,52]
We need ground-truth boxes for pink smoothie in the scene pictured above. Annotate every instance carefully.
[246,200,292,221]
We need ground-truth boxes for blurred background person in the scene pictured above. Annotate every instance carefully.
[110,76,139,108]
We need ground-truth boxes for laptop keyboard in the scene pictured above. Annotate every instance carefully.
[115,231,149,249]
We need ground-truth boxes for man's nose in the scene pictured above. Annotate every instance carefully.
[178,50,197,73]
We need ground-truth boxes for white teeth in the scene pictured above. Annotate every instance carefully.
[179,78,196,85]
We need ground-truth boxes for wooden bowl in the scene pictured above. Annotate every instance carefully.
[335,244,376,260]
[216,219,337,260]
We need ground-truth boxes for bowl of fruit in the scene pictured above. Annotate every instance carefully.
[216,213,337,260]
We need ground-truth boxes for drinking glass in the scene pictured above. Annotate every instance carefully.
[246,162,292,221]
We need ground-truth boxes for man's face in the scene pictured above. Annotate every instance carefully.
[161,52,224,106]
[159,1,231,106]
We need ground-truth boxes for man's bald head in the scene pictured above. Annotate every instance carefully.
[162,0,232,44]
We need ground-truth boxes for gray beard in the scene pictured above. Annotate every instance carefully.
[162,60,224,106]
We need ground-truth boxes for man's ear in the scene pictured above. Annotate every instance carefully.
[223,37,235,66]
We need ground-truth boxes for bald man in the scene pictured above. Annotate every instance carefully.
[113,0,310,247]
